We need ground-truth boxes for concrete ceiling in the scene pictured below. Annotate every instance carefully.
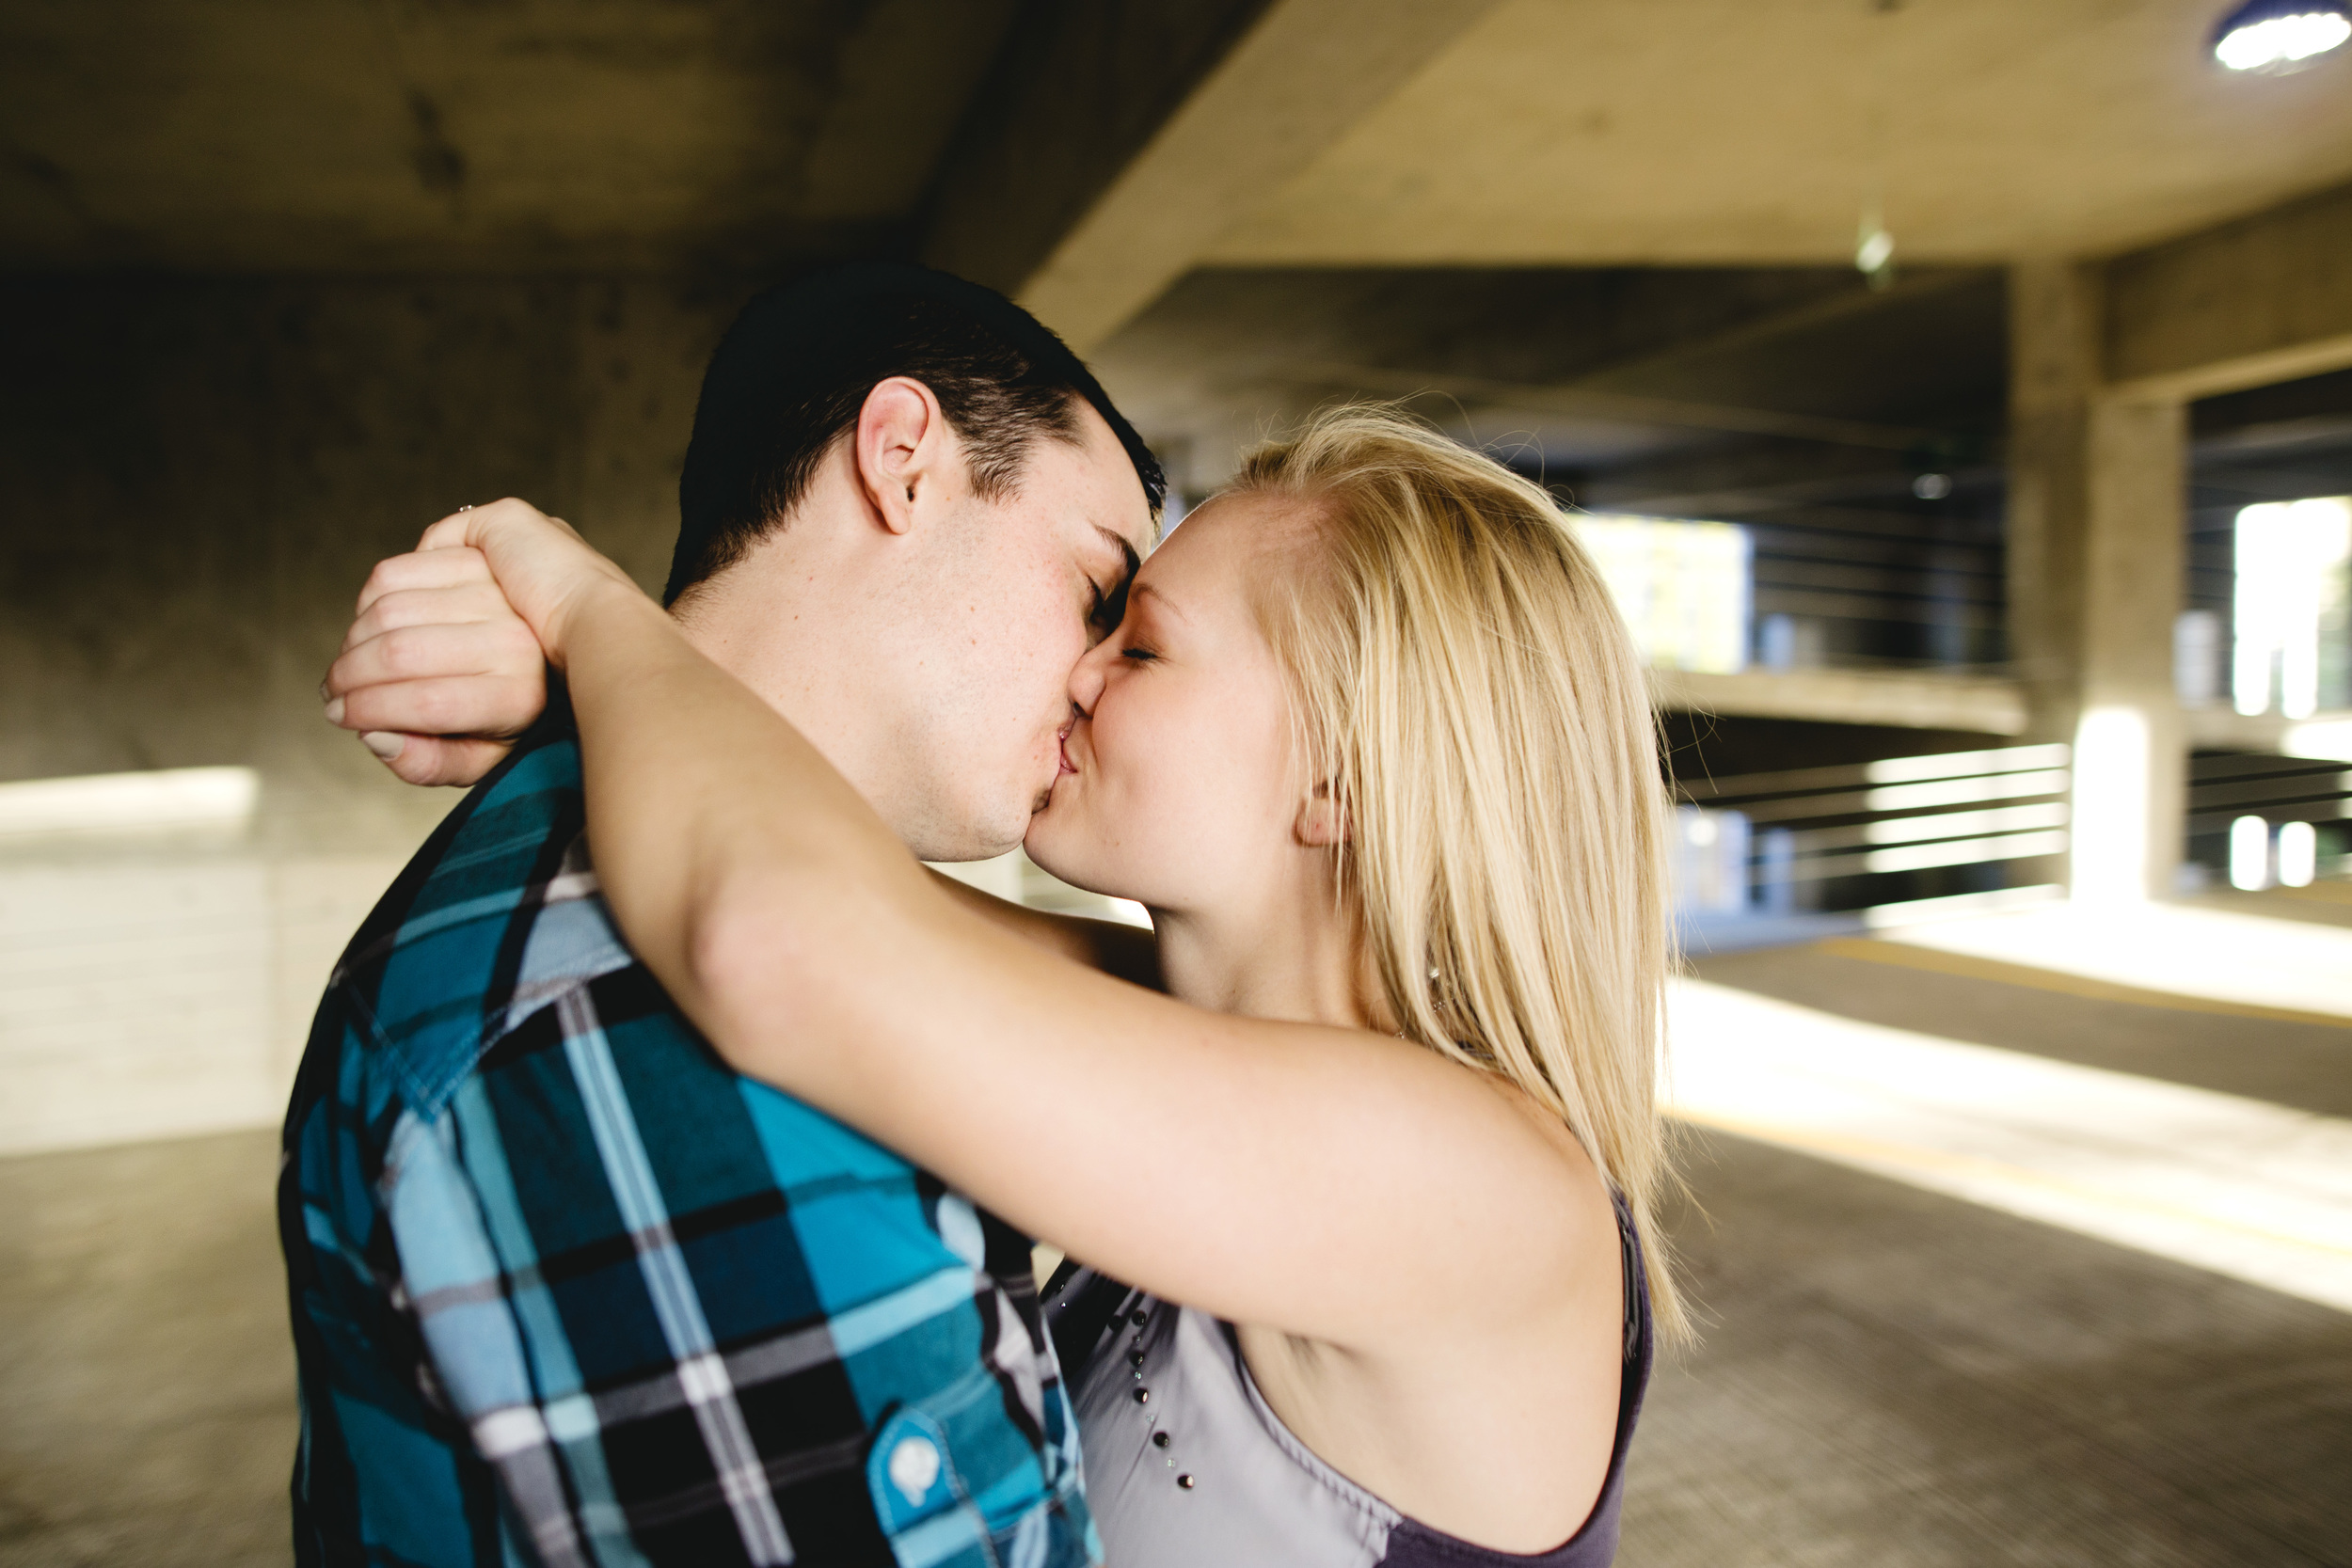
[0,0,1025,271]
[1199,0,2352,269]
[1093,263,2008,492]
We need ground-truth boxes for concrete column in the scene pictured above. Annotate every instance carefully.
[2071,396,2188,902]
[2007,261,2188,902]
[2006,260,2100,735]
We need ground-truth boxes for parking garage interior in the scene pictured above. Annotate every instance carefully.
[4,2,2351,1563]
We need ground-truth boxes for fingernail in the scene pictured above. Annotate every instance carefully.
[317,679,330,703]
[360,731,406,761]
[323,696,345,724]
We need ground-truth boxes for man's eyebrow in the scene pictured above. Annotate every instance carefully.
[1094,526,1142,585]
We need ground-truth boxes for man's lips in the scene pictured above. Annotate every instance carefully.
[1057,724,1077,777]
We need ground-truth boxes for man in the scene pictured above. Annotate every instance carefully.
[283,263,1161,1565]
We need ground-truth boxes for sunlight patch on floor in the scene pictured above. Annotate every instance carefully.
[1875,899,2352,1020]
[1666,977,2352,1315]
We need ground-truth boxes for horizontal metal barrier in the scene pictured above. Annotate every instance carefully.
[1674,742,2071,912]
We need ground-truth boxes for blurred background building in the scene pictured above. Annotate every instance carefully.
[3,1,2349,1562]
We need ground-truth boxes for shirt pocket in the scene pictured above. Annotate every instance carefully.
[867,1404,1003,1568]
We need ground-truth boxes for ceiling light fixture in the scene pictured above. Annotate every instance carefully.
[2209,0,2350,73]
[1855,206,1896,292]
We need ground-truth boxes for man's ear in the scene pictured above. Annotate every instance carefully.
[1295,779,1349,847]
[852,376,949,537]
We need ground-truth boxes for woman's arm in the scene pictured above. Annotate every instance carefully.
[407,503,1600,1353]
[326,536,1160,988]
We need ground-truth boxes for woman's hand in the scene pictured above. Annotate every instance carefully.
[412,499,644,658]
[323,499,641,786]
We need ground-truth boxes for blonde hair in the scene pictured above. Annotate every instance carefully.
[1231,405,1689,1345]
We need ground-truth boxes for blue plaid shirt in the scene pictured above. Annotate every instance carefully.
[278,709,1098,1567]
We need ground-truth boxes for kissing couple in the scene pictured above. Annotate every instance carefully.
[285,262,1684,1568]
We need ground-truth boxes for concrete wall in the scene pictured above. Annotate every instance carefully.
[0,274,738,1152]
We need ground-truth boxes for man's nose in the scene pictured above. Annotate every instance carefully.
[1066,639,1111,717]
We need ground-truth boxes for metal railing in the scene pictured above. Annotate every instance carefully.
[2186,752,2352,888]
[1673,742,2071,914]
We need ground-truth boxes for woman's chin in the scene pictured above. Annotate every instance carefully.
[1022,817,1132,904]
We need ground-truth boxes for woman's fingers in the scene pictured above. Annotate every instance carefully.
[360,732,518,789]
[355,546,493,619]
[341,580,530,656]
[410,499,643,656]
[327,617,544,700]
[328,672,547,742]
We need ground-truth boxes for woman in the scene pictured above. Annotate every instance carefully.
[330,407,1686,1565]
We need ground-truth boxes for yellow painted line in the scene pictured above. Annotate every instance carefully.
[1671,1107,2352,1262]
[1809,936,2352,1031]
[2277,880,2352,909]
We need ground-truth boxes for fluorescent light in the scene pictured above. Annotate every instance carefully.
[2230,815,2271,890]
[2278,820,2318,887]
[0,767,259,840]
[2211,0,2351,71]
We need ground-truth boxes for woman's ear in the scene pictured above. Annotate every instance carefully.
[853,376,948,536]
[1294,779,1349,847]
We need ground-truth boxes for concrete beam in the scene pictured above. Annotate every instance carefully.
[2106,180,2352,402]
[920,1,1276,301]
[2185,706,2352,762]
[1278,359,1936,451]
[926,0,1507,353]
[1648,668,2028,736]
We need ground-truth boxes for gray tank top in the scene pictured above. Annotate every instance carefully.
[1046,1201,1651,1568]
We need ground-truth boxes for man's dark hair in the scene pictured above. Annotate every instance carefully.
[665,262,1166,606]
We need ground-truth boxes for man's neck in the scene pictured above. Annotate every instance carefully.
[667,554,907,840]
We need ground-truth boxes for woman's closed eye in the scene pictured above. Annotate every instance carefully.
[1120,643,1159,664]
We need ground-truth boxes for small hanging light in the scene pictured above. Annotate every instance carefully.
[1854,207,1896,292]
[2209,0,2350,73]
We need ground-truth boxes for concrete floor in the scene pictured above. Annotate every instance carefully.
[1627,1131,2352,1567]
[5,933,2350,1566]
[0,1132,294,1568]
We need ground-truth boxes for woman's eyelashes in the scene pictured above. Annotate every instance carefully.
[1120,642,1159,664]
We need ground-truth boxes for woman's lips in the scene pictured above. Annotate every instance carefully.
[1057,731,1077,776]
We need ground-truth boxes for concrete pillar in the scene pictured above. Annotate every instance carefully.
[2006,260,2100,735]
[2072,397,2187,902]
[2006,261,2188,902]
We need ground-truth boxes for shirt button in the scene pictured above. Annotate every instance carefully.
[887,1436,941,1505]
[1177,1473,1197,1489]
